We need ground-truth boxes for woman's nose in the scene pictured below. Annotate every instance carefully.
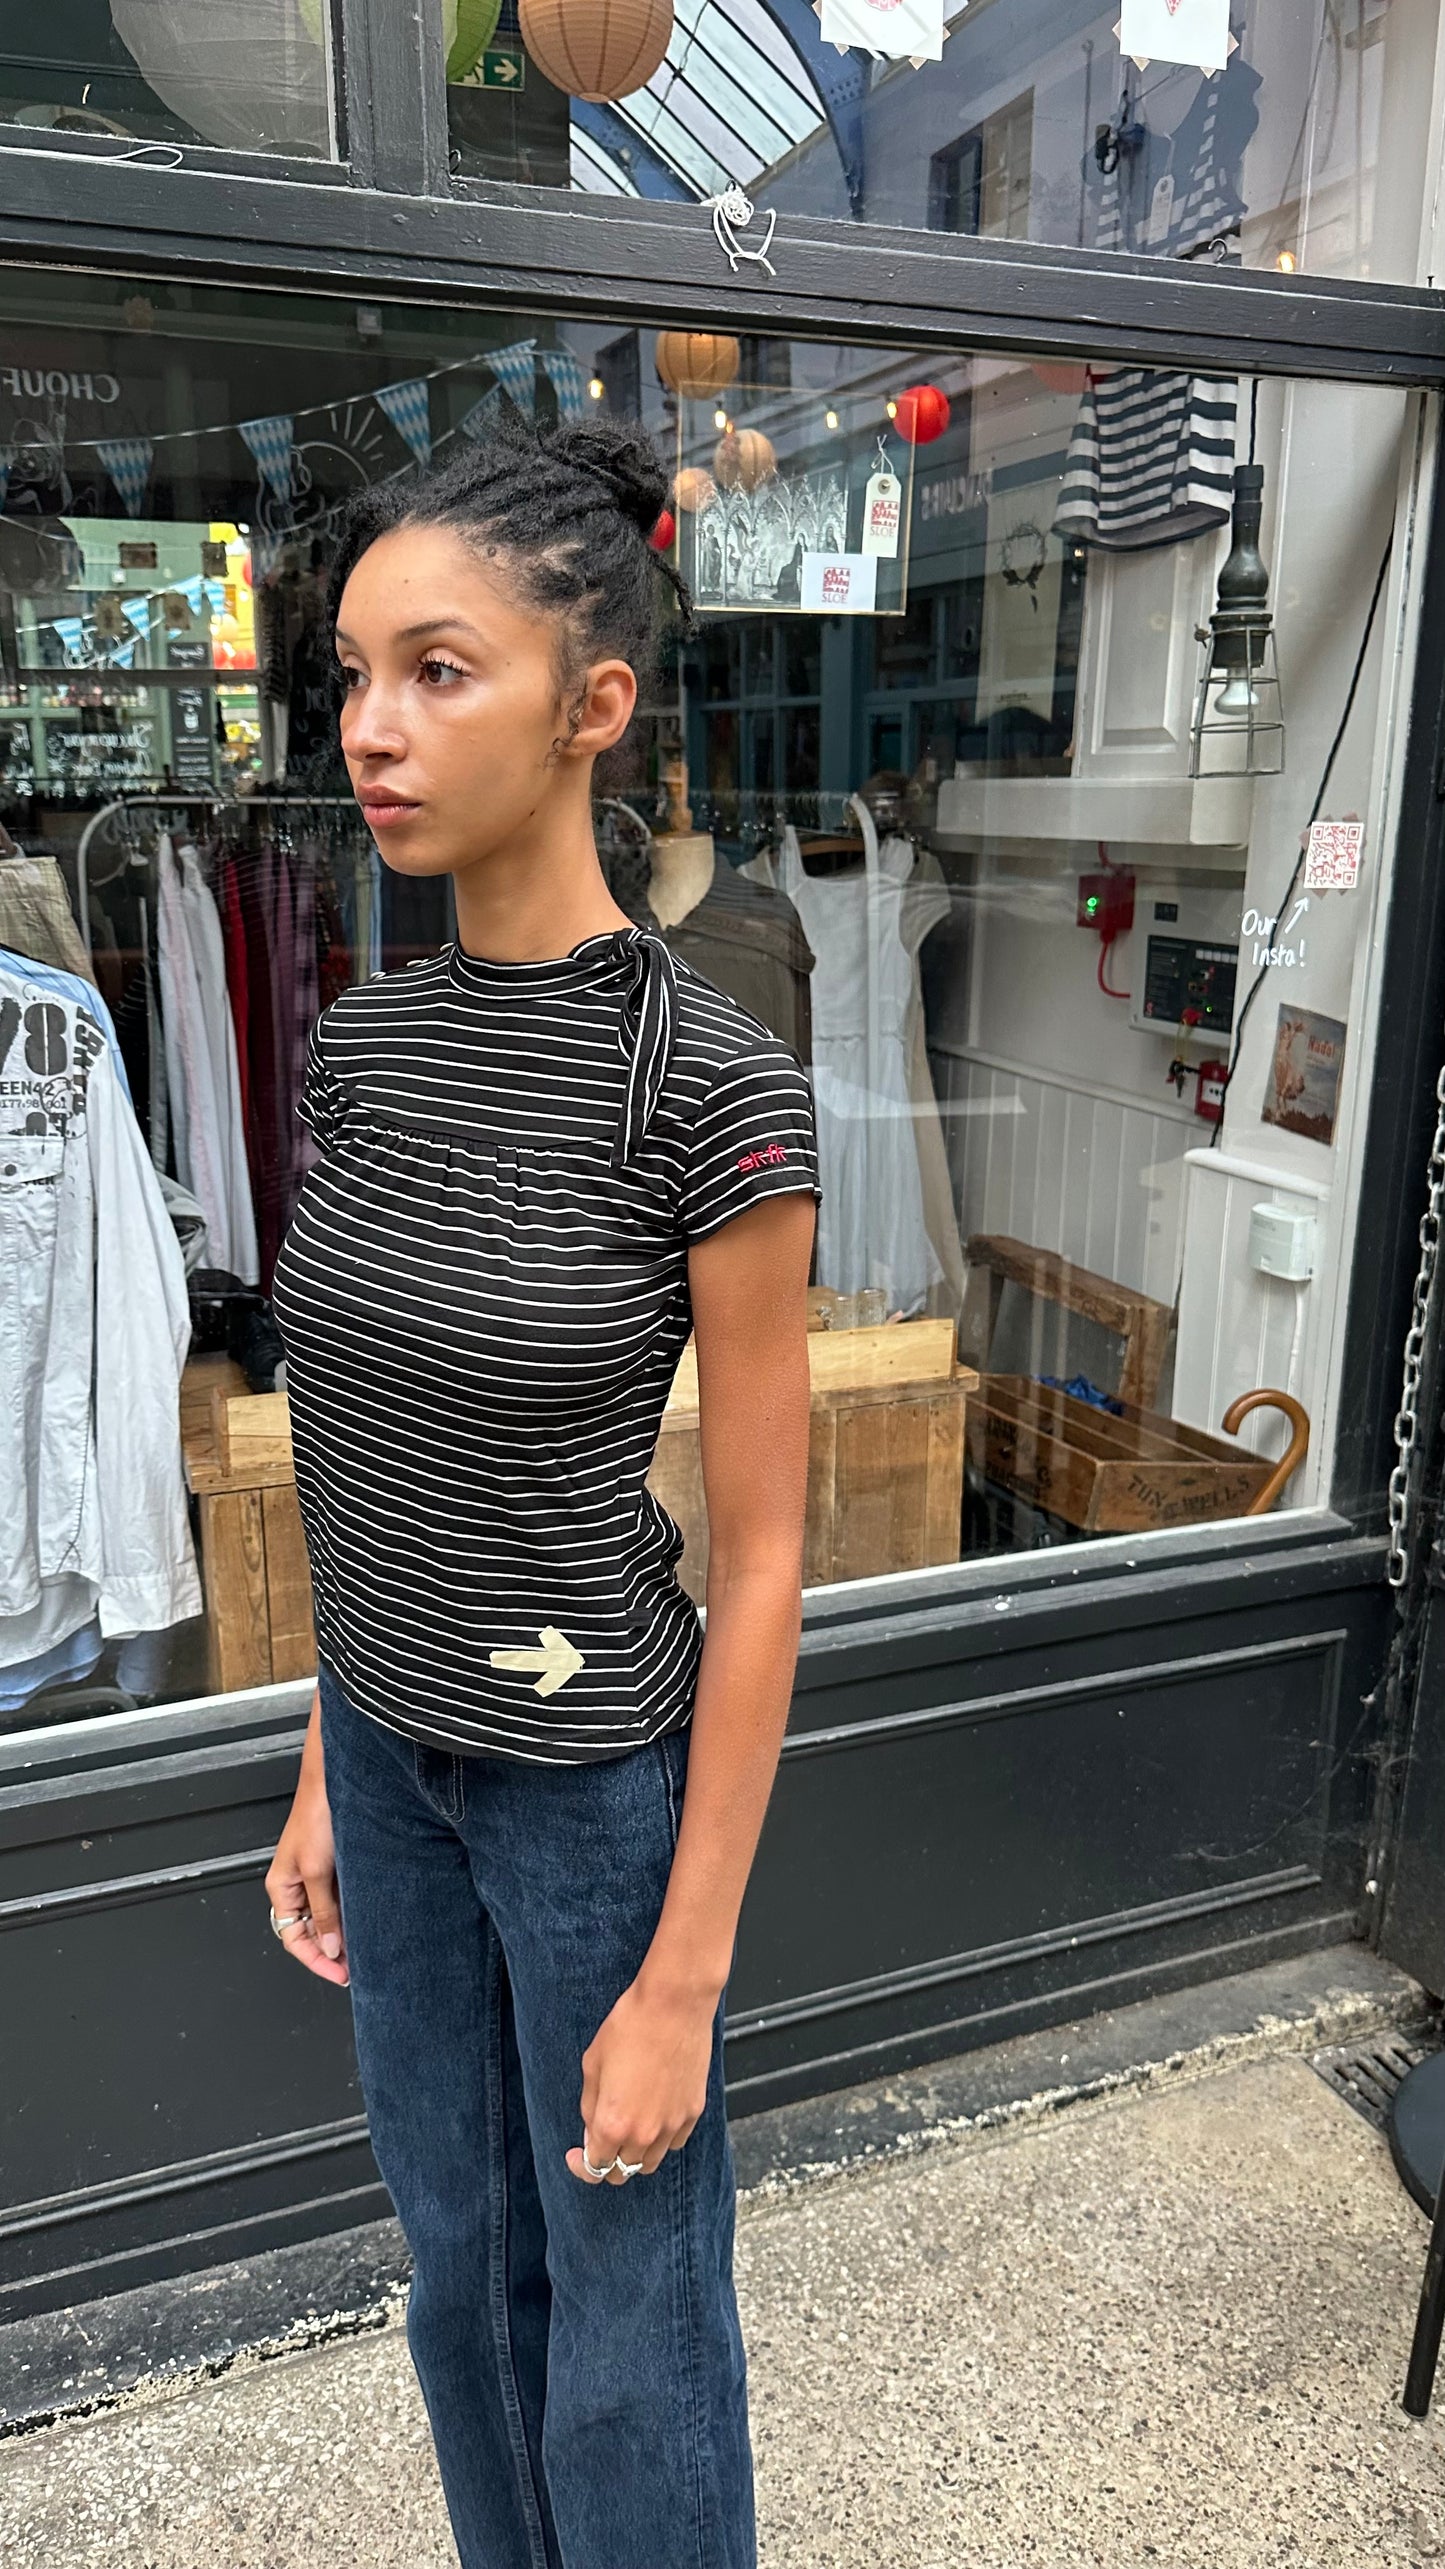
[343,683,408,761]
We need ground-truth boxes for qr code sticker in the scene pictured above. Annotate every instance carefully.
[1303,820,1364,890]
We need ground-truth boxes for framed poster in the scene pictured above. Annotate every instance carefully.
[1262,1007,1348,1145]
[674,406,915,616]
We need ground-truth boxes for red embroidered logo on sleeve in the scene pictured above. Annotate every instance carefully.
[737,1142,790,1172]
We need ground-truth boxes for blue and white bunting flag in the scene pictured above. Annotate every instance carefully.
[95,436,154,518]
[458,384,508,441]
[375,377,432,465]
[540,350,589,421]
[239,413,295,503]
[487,339,537,415]
[249,525,284,583]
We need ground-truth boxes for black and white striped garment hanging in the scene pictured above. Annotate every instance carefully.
[1059,73,1239,552]
[1052,364,1238,552]
[270,925,820,1764]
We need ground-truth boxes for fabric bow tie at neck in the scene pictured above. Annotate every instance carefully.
[610,926,678,1172]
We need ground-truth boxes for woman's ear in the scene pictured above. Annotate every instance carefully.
[565,657,638,761]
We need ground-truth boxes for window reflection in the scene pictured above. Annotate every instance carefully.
[452,0,1434,287]
[0,279,1411,1725]
[0,1,335,156]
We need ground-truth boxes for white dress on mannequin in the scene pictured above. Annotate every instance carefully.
[772,797,949,1314]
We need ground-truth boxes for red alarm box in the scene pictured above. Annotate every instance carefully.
[1195,1057,1229,1122]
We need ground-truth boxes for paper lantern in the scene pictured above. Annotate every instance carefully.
[518,0,673,101]
[892,383,951,445]
[655,332,740,399]
[672,467,717,514]
[713,428,776,493]
[649,507,676,552]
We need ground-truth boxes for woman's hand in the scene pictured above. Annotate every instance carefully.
[567,1969,716,2186]
[264,1696,350,1987]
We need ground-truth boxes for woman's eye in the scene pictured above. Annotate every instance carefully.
[338,665,365,692]
[419,656,467,687]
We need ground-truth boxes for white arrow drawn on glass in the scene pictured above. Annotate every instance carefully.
[488,1626,586,1697]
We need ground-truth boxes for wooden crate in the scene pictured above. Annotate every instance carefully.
[181,1356,316,1696]
[183,1322,973,1672]
[961,1233,1174,1409]
[966,1374,1273,1535]
[648,1319,976,1601]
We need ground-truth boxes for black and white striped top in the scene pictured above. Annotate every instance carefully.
[1053,365,1237,553]
[271,926,820,1763]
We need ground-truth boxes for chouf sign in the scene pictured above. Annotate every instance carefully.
[817,0,946,67]
[1117,0,1234,73]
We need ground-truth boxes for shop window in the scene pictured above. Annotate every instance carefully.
[0,3,338,157]
[0,273,1420,1725]
[929,93,1033,240]
[447,0,1431,289]
[594,330,642,421]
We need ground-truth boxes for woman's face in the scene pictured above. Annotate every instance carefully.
[334,522,636,877]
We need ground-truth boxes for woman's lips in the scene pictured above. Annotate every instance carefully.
[359,797,421,828]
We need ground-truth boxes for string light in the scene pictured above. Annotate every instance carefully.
[825,409,839,430]
[588,375,605,400]
[1275,250,1297,273]
[885,397,899,419]
[713,406,728,428]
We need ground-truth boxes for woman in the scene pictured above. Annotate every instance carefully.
[265,413,820,2569]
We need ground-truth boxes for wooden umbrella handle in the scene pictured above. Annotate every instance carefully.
[1221,1388,1311,1515]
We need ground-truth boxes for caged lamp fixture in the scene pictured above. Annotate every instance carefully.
[1189,462,1285,779]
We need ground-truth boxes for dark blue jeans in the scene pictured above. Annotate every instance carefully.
[318,1664,756,2569]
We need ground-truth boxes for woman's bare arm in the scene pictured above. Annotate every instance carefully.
[568,1187,815,2184]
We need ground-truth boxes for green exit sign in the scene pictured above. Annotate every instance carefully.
[460,45,525,89]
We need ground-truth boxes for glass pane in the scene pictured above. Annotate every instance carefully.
[0,272,1419,1728]
[450,0,1438,285]
[0,1,337,156]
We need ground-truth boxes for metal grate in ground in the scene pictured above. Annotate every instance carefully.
[1311,2026,1441,2132]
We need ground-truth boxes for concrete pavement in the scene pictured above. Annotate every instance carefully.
[4,2045,1443,2567]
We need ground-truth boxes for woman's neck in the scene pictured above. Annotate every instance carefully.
[451,821,632,964]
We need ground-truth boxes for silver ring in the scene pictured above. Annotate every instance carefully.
[582,2144,618,2179]
[614,2156,645,2180]
[270,1906,311,1942]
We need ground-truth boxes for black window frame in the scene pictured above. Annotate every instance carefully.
[0,0,1438,389]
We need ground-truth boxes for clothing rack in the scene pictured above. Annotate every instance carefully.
[75,791,364,959]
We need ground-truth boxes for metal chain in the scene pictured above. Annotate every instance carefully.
[1388,1062,1445,1587]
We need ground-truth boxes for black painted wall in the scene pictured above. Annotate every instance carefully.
[0,1519,1384,2322]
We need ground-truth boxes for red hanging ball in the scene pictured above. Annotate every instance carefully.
[893,383,951,445]
[649,507,677,552]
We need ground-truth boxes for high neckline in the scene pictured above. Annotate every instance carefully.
[445,925,643,996]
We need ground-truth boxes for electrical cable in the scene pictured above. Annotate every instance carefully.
[1097,934,1130,999]
[1209,532,1393,1146]
[1248,376,1260,467]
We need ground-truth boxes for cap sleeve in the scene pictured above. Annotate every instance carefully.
[296,1011,351,1153]
[681,1041,821,1244]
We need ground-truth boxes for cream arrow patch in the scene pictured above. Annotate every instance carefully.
[488,1626,586,1698]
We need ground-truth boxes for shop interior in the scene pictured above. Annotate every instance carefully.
[0,280,1408,1726]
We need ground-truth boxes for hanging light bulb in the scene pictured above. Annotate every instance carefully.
[1215,668,1261,716]
[825,409,839,430]
[588,375,605,400]
[1189,463,1285,779]
[713,406,728,429]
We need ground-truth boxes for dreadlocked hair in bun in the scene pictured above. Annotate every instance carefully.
[328,405,691,699]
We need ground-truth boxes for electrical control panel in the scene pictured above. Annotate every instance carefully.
[1127,884,1240,1041]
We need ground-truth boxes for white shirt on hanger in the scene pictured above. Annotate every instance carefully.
[156,832,259,1284]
